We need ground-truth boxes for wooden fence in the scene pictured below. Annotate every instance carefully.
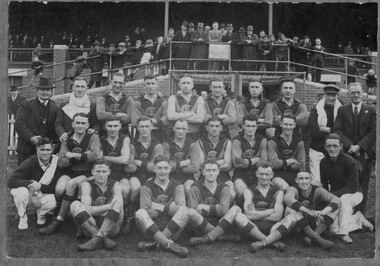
[8,114,18,155]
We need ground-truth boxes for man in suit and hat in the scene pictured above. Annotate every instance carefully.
[333,82,376,215]
[190,22,208,70]
[241,25,260,71]
[172,21,192,70]
[87,41,105,89]
[8,85,26,117]
[221,23,240,71]
[15,77,58,165]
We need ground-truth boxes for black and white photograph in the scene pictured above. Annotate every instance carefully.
[3,0,379,264]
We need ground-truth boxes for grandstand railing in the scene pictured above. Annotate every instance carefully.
[8,48,54,63]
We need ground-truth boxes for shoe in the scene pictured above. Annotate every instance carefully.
[165,240,189,258]
[78,235,103,251]
[312,232,334,250]
[103,236,117,250]
[137,241,159,251]
[302,236,312,247]
[189,235,210,247]
[38,218,62,235]
[250,241,265,253]
[37,214,46,226]
[271,241,286,252]
[355,211,374,231]
[340,234,353,244]
[218,234,241,243]
[121,217,133,235]
[18,214,28,230]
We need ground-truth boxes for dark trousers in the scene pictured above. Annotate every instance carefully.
[312,61,323,82]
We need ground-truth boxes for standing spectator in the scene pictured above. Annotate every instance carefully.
[83,35,92,48]
[219,23,226,37]
[241,25,260,71]
[39,36,47,48]
[289,37,300,72]
[276,33,290,72]
[8,85,26,117]
[333,82,376,215]
[221,23,240,71]
[100,37,108,48]
[87,41,105,88]
[15,77,58,165]
[110,42,129,75]
[29,54,45,86]
[346,60,359,85]
[132,27,143,46]
[310,38,325,82]
[172,21,192,70]
[190,22,208,70]
[361,69,377,95]
[298,36,312,79]
[259,30,266,39]
[208,21,222,70]
[188,23,195,33]
[344,41,354,54]
[335,42,345,54]
[307,84,342,184]
[258,35,274,71]
[152,36,166,75]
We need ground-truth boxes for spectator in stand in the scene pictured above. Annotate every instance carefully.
[335,42,345,54]
[141,39,154,64]
[8,85,26,117]
[140,27,147,43]
[310,38,326,83]
[151,36,166,75]
[168,27,175,38]
[49,40,54,48]
[188,23,195,33]
[205,25,211,35]
[34,43,44,58]
[87,41,105,88]
[276,33,290,72]
[100,37,108,48]
[298,36,312,79]
[56,54,88,91]
[29,54,45,86]
[9,34,15,48]
[221,23,240,71]
[67,35,77,48]
[208,21,223,70]
[31,36,38,48]
[258,35,274,71]
[241,25,260,71]
[269,34,276,44]
[361,69,377,95]
[110,42,129,74]
[21,34,31,48]
[344,41,354,54]
[219,23,226,37]
[172,21,192,70]
[259,30,266,40]
[190,22,208,70]
[124,35,132,47]
[289,37,300,72]
[84,35,92,48]
[132,27,143,46]
[39,35,47,48]
[347,60,360,85]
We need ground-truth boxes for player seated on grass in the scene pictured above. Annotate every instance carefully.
[39,113,102,235]
[163,119,202,199]
[70,159,123,251]
[124,116,164,232]
[187,159,242,246]
[8,137,59,230]
[284,171,339,249]
[198,117,235,204]
[320,133,374,244]
[267,111,306,189]
[135,155,191,258]
[100,118,132,234]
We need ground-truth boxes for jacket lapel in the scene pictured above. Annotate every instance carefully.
[31,97,40,125]
[346,104,353,126]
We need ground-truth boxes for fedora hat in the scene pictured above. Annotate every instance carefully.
[247,25,254,31]
[10,85,19,91]
[35,77,55,89]
[197,22,204,28]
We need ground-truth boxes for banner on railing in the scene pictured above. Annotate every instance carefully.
[209,44,230,60]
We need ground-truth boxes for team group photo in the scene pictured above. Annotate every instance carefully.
[5,1,378,261]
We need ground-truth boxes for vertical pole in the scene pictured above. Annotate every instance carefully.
[268,3,273,36]
[164,0,169,39]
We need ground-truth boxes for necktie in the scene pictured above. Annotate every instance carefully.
[354,106,358,116]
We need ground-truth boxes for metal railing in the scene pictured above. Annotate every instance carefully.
[8,48,54,63]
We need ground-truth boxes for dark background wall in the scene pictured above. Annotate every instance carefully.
[9,2,377,49]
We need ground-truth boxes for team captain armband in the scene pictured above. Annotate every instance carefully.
[327,202,339,212]
[291,201,303,211]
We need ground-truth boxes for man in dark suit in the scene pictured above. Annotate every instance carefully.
[333,82,376,215]
[172,21,192,70]
[221,24,241,71]
[15,77,58,165]
[8,85,26,117]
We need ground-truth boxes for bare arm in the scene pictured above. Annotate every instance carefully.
[219,140,232,172]
[104,136,130,165]
[186,96,205,124]
[243,189,275,221]
[167,95,193,121]
[96,96,114,121]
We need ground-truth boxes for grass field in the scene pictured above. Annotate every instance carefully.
[6,155,376,259]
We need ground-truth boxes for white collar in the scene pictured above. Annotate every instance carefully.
[352,102,363,113]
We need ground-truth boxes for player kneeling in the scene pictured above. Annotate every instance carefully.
[70,159,124,251]
[284,171,339,250]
